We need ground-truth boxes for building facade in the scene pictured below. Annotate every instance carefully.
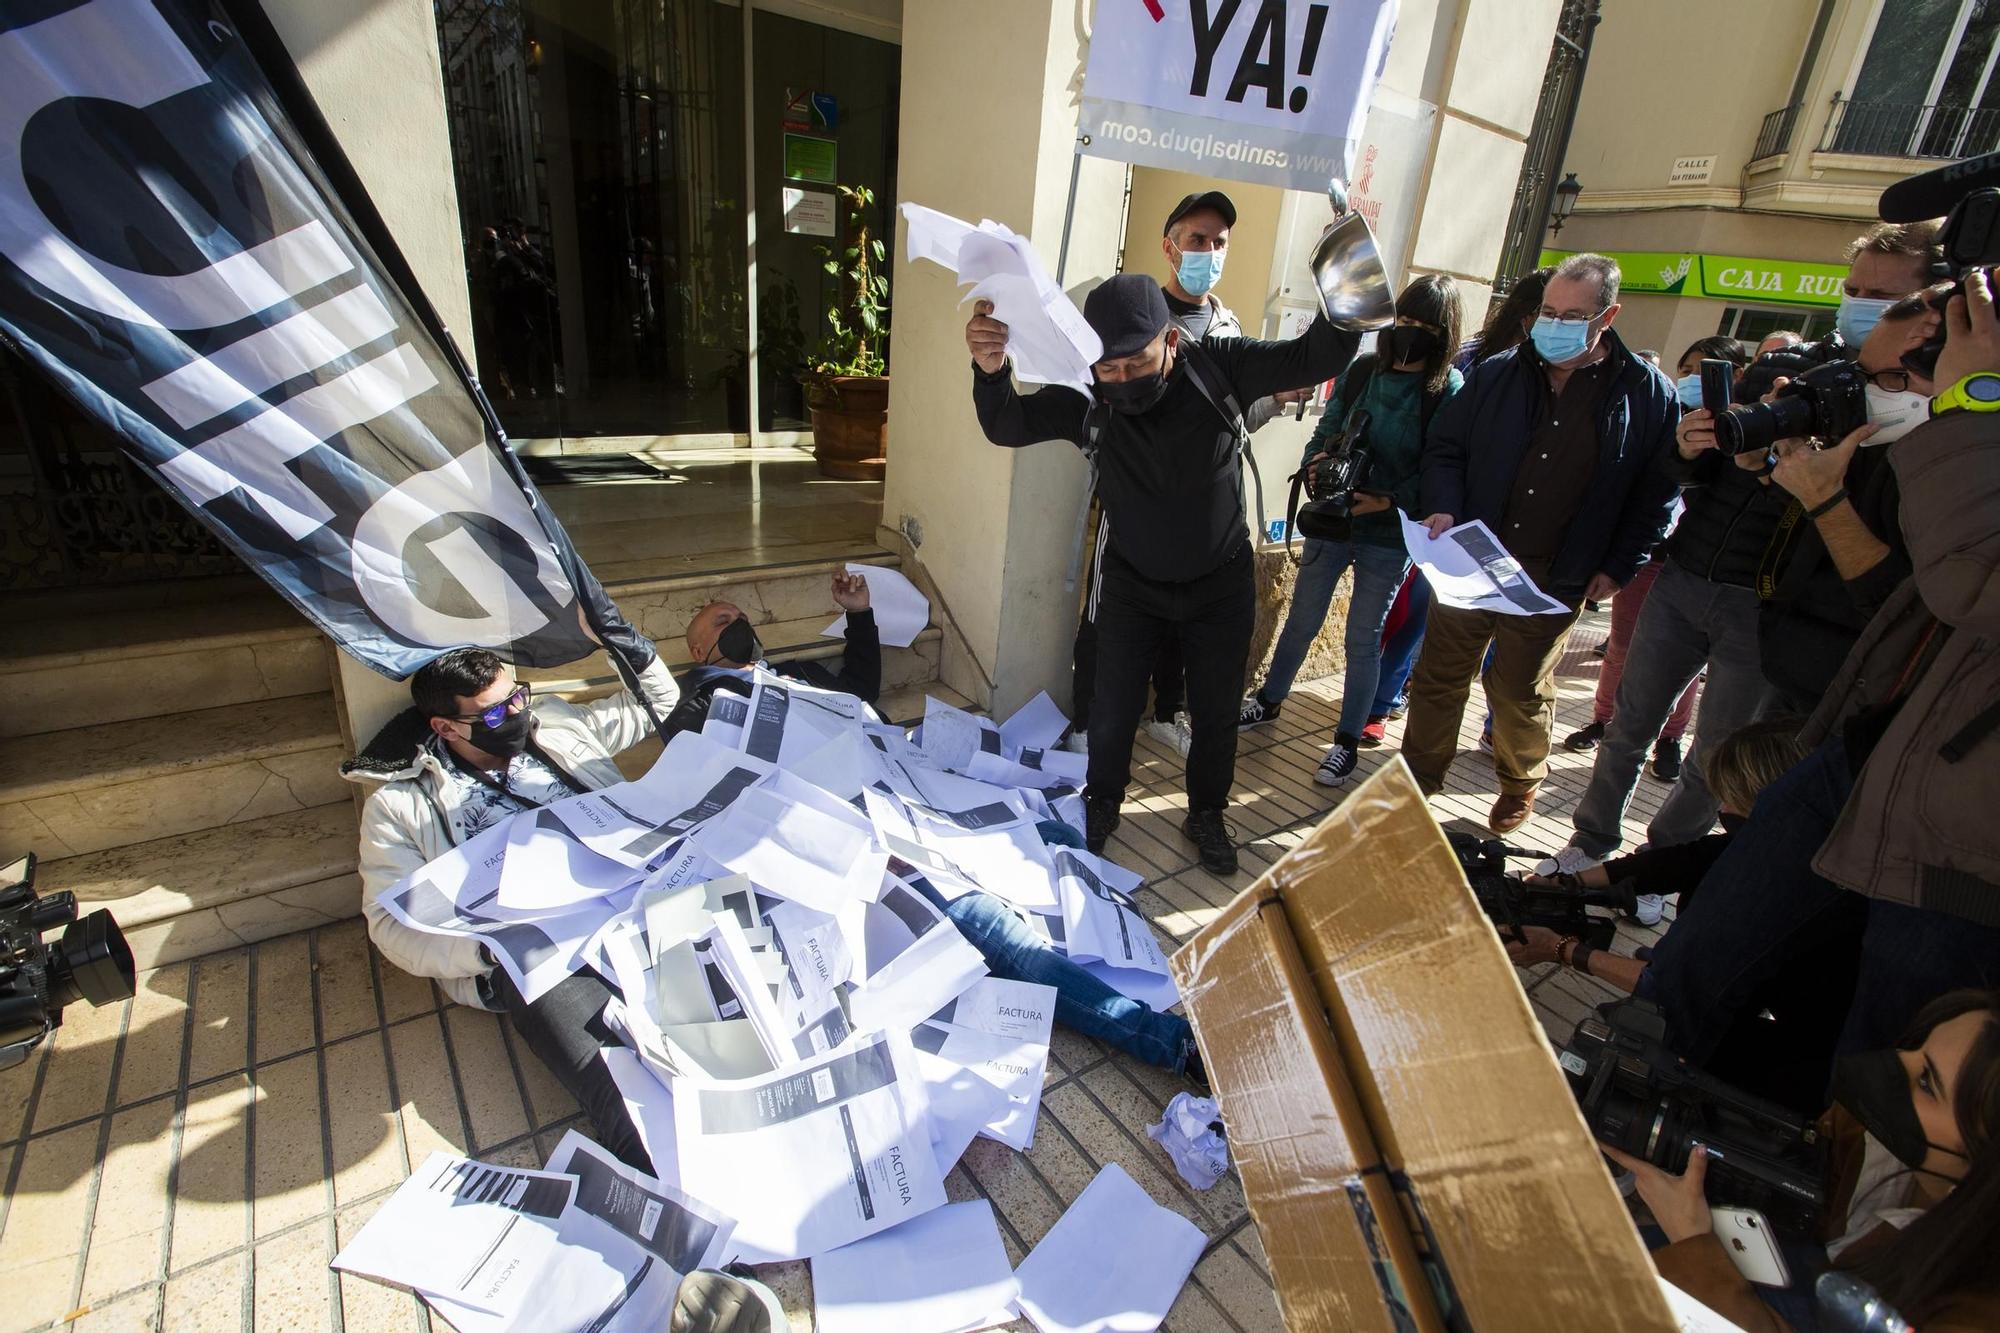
[1548,0,1991,357]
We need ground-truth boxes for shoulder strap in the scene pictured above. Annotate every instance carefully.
[1064,400,1112,593]
[1336,354,1377,417]
[1177,340,1247,441]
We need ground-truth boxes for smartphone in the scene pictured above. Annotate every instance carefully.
[1711,1206,1789,1287]
[1700,358,1736,415]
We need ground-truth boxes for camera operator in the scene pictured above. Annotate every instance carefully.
[967,274,1358,874]
[1551,225,1943,883]
[1637,267,2000,1094]
[1754,287,1946,712]
[1612,989,2000,1333]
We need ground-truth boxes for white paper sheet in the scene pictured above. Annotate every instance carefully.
[919,695,998,773]
[842,876,989,1033]
[600,1046,679,1189]
[1053,849,1169,977]
[929,977,1059,1046]
[1011,1163,1206,1333]
[998,691,1071,754]
[912,821,1060,913]
[332,1152,576,1316]
[911,1044,1016,1178]
[914,1019,1050,1151]
[821,561,932,647]
[741,671,871,767]
[497,807,644,911]
[1398,514,1568,617]
[690,783,889,914]
[674,1032,946,1262]
[812,1200,1019,1333]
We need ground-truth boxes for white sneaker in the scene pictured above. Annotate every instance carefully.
[1533,845,1604,878]
[1314,740,1358,786]
[1630,893,1664,927]
[1062,731,1089,755]
[1142,719,1180,752]
[1171,711,1194,758]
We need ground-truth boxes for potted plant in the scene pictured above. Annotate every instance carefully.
[800,184,891,479]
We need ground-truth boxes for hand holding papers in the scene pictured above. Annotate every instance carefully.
[821,561,931,647]
[1398,514,1567,616]
[902,202,1101,397]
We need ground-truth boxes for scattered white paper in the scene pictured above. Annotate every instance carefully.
[1011,1163,1206,1333]
[1054,849,1169,977]
[812,1200,1020,1333]
[1146,1093,1228,1192]
[600,1046,679,1189]
[332,1152,575,1316]
[691,783,890,915]
[498,807,642,911]
[822,562,932,647]
[998,691,1071,754]
[920,696,999,773]
[674,1032,947,1262]
[1398,515,1568,617]
[843,877,989,1034]
[912,1043,1017,1178]
[915,1019,1050,1152]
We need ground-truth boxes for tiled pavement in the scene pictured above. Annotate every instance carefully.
[0,610,1680,1332]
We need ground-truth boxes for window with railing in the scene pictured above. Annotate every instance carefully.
[1753,103,1803,160]
[1826,0,2000,158]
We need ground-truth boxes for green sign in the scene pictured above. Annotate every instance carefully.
[783,133,837,184]
[1539,249,1847,309]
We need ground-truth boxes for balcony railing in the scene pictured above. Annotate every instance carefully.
[1821,94,2000,161]
[1753,103,1801,161]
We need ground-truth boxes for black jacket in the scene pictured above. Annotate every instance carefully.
[1755,445,1908,709]
[1659,448,1794,590]
[972,314,1359,582]
[662,609,881,736]
[1418,327,1679,598]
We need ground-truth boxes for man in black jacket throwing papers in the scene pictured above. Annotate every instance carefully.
[967,273,1358,874]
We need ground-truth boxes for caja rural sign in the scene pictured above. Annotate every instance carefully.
[1081,0,1399,192]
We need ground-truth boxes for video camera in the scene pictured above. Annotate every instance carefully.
[1445,830,1633,951]
[1561,999,1828,1232]
[0,854,136,1073]
[1882,150,2000,378]
[1306,407,1374,520]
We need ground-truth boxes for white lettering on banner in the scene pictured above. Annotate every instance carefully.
[1080,0,1397,192]
[0,0,349,330]
[0,0,583,656]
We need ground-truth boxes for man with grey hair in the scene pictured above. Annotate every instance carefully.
[1400,252,1679,834]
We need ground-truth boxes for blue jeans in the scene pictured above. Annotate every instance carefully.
[1372,570,1432,717]
[1259,538,1412,736]
[912,881,1194,1072]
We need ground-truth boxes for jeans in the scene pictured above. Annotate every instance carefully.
[1372,570,1432,717]
[1592,560,1698,741]
[493,967,650,1170]
[1088,542,1256,811]
[913,881,1194,1071]
[1258,538,1412,737]
[1571,562,1769,858]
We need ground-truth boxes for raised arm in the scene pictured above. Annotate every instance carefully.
[1202,310,1360,406]
[966,299,1090,447]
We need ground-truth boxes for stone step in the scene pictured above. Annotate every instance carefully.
[0,693,348,864]
[37,802,360,971]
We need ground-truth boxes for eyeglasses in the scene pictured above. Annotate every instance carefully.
[1538,307,1608,323]
[450,684,530,728]
[1867,367,1915,393]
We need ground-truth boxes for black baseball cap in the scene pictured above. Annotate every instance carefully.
[1082,274,1171,361]
[1163,190,1237,236]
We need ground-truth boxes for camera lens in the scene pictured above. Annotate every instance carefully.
[47,910,135,1011]
[1713,395,1817,456]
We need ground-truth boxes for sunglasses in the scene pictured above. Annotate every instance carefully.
[450,684,530,729]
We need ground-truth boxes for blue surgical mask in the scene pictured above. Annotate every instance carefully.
[1675,372,1705,408]
[1529,315,1595,365]
[1836,292,1895,345]
[1175,246,1225,298]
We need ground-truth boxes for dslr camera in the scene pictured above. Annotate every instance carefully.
[1704,354,1871,457]
[1562,999,1828,1232]
[0,854,135,1072]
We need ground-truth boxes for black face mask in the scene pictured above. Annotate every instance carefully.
[711,616,763,666]
[468,707,533,760]
[1387,325,1441,367]
[1096,353,1174,415]
[1832,1048,1969,1174]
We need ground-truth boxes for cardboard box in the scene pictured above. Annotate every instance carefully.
[1169,760,1676,1331]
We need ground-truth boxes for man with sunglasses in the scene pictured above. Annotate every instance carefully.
[1551,229,1945,902]
[1401,252,1679,837]
[345,642,681,1169]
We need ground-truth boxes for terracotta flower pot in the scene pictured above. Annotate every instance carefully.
[805,375,889,480]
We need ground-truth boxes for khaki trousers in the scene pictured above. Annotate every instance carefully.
[1402,598,1584,798]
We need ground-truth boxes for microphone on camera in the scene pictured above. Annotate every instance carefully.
[1879,150,2000,222]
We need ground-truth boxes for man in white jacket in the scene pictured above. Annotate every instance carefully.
[343,644,679,1167]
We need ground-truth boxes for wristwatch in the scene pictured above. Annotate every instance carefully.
[1932,371,2000,416]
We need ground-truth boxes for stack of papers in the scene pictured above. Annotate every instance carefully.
[350,681,1204,1328]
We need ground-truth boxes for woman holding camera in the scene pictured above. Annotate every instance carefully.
[1238,275,1465,785]
[1615,988,2000,1332]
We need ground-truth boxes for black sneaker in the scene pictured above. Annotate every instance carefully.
[1237,691,1281,730]
[1084,796,1122,853]
[1183,808,1239,875]
[1563,719,1607,752]
[1649,736,1683,782]
[1314,737,1358,786]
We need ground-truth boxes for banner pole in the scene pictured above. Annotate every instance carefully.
[1054,133,1091,287]
[218,0,662,724]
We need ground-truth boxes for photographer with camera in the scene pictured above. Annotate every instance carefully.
[967,273,1358,874]
[1608,989,2000,1333]
[1237,274,1465,786]
[1550,224,1944,888]
[1400,253,1680,835]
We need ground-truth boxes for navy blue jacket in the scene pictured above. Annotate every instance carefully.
[1419,327,1680,599]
